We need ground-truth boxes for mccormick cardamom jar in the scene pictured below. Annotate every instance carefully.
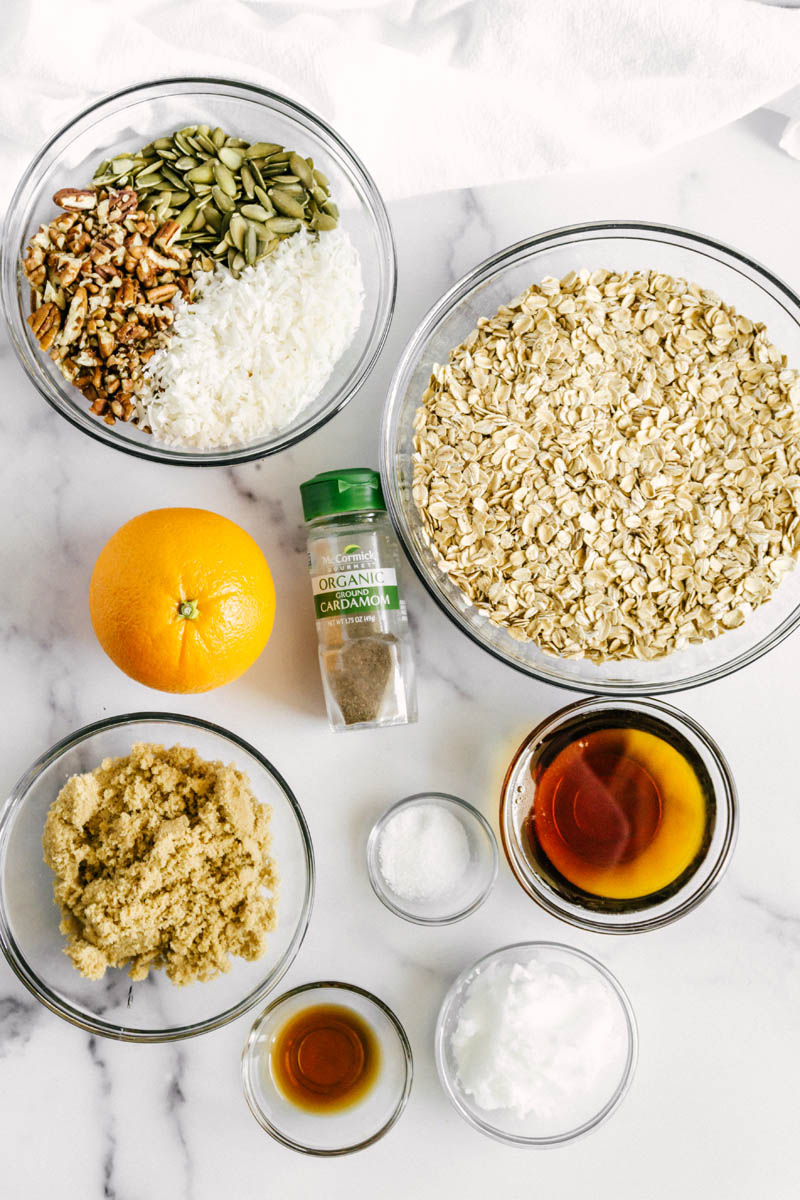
[300,468,418,732]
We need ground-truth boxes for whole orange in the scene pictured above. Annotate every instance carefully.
[89,508,275,693]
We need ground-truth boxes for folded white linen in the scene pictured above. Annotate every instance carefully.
[1,0,799,207]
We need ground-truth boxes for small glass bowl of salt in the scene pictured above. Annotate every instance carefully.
[366,793,498,925]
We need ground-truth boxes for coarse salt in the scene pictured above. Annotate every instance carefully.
[137,227,363,449]
[378,802,470,902]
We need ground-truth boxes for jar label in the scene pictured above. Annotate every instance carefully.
[311,567,400,618]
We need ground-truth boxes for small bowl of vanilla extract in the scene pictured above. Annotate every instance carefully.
[241,981,413,1154]
[500,697,738,934]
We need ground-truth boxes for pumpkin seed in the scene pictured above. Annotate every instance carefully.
[96,126,340,270]
[269,189,306,219]
[266,216,302,234]
[161,164,187,189]
[229,213,248,252]
[195,132,218,155]
[186,163,215,184]
[245,223,258,265]
[288,153,314,188]
[212,185,235,213]
[218,146,245,171]
[213,161,237,196]
[241,165,256,199]
[240,203,272,222]
[172,132,195,156]
[254,185,274,214]
[246,142,283,159]
[176,198,203,227]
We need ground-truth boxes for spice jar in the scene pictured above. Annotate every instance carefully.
[300,468,417,732]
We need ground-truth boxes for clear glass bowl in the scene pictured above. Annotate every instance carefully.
[381,221,800,694]
[366,792,498,925]
[500,696,738,934]
[1,76,396,465]
[435,942,638,1146]
[0,713,314,1041]
[242,981,413,1154]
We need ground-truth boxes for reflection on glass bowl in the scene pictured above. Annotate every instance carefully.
[381,222,800,694]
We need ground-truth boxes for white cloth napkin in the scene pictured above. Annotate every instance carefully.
[1,0,800,208]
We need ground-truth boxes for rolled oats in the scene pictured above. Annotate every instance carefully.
[412,269,800,662]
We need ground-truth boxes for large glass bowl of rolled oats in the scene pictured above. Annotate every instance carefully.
[381,222,800,694]
[1,77,396,464]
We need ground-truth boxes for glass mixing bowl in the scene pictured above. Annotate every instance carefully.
[435,942,638,1146]
[500,696,738,934]
[381,221,800,694]
[242,981,413,1155]
[0,713,314,1042]
[366,792,498,925]
[1,77,396,465]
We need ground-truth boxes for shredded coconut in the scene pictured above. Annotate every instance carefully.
[138,228,363,448]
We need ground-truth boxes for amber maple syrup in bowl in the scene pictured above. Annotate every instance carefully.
[500,697,738,933]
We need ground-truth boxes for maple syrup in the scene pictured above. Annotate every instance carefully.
[270,1004,380,1113]
[522,709,715,910]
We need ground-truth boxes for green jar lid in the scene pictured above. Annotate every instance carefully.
[300,468,386,521]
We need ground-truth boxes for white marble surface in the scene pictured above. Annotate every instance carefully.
[2,111,800,1199]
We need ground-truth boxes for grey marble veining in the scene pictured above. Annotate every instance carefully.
[1,115,800,1200]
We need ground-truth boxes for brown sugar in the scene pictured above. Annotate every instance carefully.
[42,742,278,986]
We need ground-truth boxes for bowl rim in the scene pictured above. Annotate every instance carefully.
[0,710,315,1043]
[365,791,499,925]
[1,74,397,466]
[434,939,638,1147]
[241,979,413,1155]
[380,219,800,695]
[499,695,739,934]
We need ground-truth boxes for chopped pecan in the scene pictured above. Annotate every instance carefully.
[28,301,60,344]
[96,329,116,359]
[154,220,181,252]
[61,286,88,344]
[147,283,179,304]
[53,188,97,211]
[23,184,195,428]
[50,254,82,287]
